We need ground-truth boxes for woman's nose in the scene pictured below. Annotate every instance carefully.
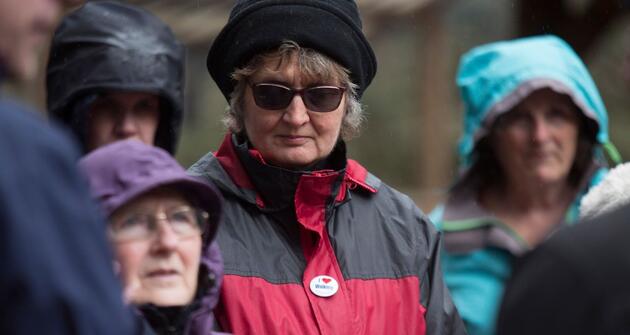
[115,111,140,138]
[282,94,310,126]
[531,117,552,143]
[151,221,179,252]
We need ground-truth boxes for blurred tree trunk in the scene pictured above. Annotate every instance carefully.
[415,2,454,211]
[518,0,628,56]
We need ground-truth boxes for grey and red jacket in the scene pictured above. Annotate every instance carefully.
[189,134,465,335]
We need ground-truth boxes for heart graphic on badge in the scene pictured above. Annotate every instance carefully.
[310,275,339,297]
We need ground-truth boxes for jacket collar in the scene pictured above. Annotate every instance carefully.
[234,134,346,211]
[139,304,193,334]
[211,133,379,209]
[440,186,530,255]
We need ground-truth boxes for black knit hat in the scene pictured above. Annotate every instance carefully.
[207,0,377,100]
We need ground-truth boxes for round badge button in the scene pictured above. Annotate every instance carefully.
[309,275,339,297]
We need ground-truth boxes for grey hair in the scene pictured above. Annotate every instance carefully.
[225,40,365,141]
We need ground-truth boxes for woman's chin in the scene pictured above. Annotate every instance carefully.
[143,289,195,306]
[524,171,570,186]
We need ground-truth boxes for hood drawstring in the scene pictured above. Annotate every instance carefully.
[603,141,623,166]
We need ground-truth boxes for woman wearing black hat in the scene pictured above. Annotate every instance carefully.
[189,1,465,334]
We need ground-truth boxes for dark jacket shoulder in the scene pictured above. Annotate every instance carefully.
[0,98,138,335]
[498,205,630,335]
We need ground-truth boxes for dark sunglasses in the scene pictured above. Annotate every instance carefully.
[250,83,346,113]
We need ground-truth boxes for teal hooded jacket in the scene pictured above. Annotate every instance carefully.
[430,35,618,335]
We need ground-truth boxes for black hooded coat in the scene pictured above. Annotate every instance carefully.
[46,1,185,154]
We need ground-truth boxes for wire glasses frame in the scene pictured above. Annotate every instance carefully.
[108,205,209,242]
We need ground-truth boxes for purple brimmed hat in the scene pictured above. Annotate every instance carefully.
[79,139,222,242]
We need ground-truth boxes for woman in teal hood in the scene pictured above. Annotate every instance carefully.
[430,35,620,335]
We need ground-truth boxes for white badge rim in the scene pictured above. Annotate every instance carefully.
[309,275,339,297]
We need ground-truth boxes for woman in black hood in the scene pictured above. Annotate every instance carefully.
[46,1,185,154]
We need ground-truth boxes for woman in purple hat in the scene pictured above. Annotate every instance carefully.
[79,139,224,335]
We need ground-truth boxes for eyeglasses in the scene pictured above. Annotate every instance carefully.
[250,82,346,113]
[109,206,208,242]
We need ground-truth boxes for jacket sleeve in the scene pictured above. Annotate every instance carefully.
[0,103,138,335]
[419,212,468,335]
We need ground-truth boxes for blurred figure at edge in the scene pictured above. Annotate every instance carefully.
[0,0,137,333]
[497,204,630,334]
